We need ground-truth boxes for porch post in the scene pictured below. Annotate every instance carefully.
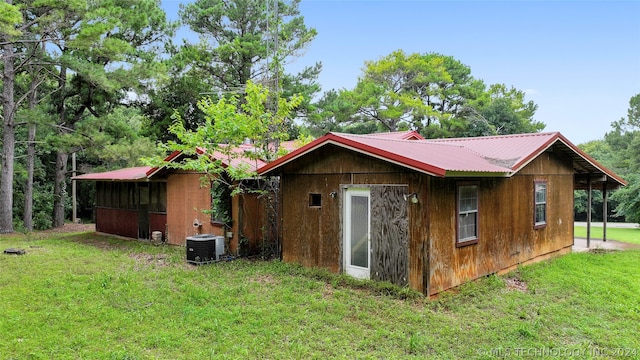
[72,152,77,223]
[587,175,592,248]
[602,182,608,242]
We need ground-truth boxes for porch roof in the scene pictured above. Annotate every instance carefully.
[73,166,152,181]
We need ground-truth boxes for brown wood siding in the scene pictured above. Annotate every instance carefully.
[166,172,222,245]
[281,173,347,272]
[279,146,429,292]
[230,189,270,256]
[427,151,575,295]
[95,207,138,238]
[239,192,268,255]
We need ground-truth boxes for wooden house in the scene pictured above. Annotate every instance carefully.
[257,131,626,295]
[73,142,297,252]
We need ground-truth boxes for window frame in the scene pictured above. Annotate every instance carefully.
[456,181,479,247]
[309,193,322,208]
[534,180,547,229]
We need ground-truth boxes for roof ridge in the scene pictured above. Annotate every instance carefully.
[335,132,464,148]
[428,131,559,142]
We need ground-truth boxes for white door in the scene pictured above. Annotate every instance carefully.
[344,188,371,279]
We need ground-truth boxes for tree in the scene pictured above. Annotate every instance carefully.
[338,50,441,133]
[312,50,540,139]
[141,0,320,138]
[45,0,176,227]
[412,53,485,137]
[157,80,303,177]
[0,0,20,233]
[611,174,640,224]
[305,89,357,136]
[146,80,302,257]
[579,94,640,224]
[608,94,640,223]
[179,0,317,92]
[467,84,543,136]
[1,0,70,233]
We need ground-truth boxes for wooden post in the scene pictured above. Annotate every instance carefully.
[587,175,592,248]
[602,182,608,242]
[72,152,77,223]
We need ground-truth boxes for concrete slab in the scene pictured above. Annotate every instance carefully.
[572,238,640,252]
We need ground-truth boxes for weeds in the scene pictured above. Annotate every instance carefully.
[1,231,639,358]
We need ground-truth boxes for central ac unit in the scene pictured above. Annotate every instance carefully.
[186,234,225,265]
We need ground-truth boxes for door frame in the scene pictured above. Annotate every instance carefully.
[138,184,150,239]
[343,188,371,279]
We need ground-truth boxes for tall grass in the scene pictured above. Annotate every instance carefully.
[1,231,638,359]
[574,226,640,244]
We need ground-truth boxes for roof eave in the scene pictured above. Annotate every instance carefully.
[258,133,448,177]
[509,133,627,188]
[444,171,512,178]
[73,177,150,182]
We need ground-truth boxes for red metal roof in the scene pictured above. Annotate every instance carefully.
[364,130,425,140]
[258,132,627,188]
[74,132,626,189]
[73,166,152,181]
[333,133,512,176]
[85,141,295,182]
[259,133,512,177]
[430,132,627,186]
[207,144,269,171]
[428,132,560,170]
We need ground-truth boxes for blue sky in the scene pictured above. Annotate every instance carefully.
[161,0,640,145]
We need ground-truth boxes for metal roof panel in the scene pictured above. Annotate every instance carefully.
[73,166,152,181]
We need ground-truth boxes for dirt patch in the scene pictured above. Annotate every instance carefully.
[589,248,618,255]
[130,253,170,268]
[249,274,278,284]
[322,283,334,298]
[40,223,96,234]
[505,277,528,293]
[68,236,135,251]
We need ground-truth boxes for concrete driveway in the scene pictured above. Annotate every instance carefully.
[573,222,640,252]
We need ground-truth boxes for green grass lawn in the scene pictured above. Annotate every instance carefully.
[574,226,640,244]
[1,231,639,359]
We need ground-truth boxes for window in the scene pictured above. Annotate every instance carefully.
[309,193,322,207]
[534,181,547,228]
[457,183,479,246]
[144,182,167,212]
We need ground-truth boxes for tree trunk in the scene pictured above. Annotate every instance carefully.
[52,151,68,228]
[51,63,68,228]
[23,122,36,231]
[23,92,37,231]
[0,24,16,233]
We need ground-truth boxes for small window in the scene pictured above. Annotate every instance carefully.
[457,183,479,246]
[309,193,322,207]
[534,181,547,228]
